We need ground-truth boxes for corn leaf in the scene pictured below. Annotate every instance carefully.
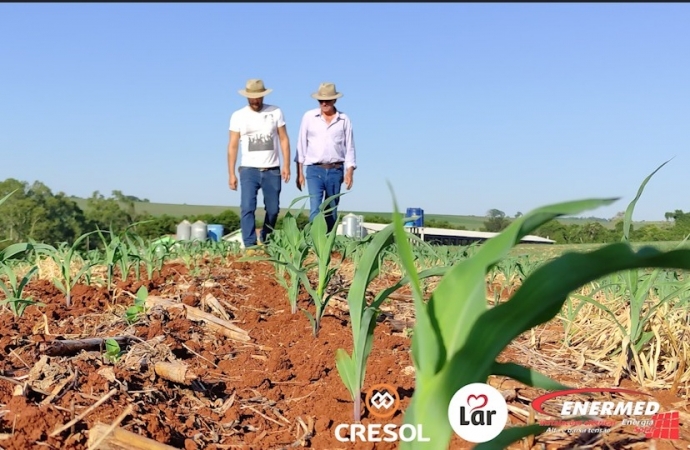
[490,362,570,391]
[621,158,671,243]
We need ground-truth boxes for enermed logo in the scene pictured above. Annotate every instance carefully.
[334,383,430,443]
[447,382,509,443]
[531,387,680,439]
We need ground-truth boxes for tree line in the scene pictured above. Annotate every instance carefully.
[1,178,687,248]
[0,179,242,249]
[364,208,690,244]
[480,208,690,243]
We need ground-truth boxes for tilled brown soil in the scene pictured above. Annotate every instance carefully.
[0,257,688,449]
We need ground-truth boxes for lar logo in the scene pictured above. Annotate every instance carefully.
[447,383,508,443]
[365,384,400,419]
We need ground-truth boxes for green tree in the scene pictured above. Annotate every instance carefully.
[0,179,90,247]
[574,222,609,243]
[482,209,511,232]
[27,182,89,245]
[130,214,179,240]
[533,219,572,244]
[84,190,138,233]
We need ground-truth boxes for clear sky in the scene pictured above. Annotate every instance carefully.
[2,3,688,221]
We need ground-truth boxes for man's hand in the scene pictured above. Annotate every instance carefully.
[296,173,305,191]
[229,173,238,191]
[344,169,354,190]
[282,165,291,183]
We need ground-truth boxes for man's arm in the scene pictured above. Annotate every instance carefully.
[227,130,240,190]
[343,117,356,190]
[277,125,291,182]
[295,115,308,191]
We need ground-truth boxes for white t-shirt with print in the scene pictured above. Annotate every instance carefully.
[229,104,285,168]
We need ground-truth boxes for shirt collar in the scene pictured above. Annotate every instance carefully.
[314,108,340,121]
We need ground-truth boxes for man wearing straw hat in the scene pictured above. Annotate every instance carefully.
[294,82,356,233]
[227,78,291,250]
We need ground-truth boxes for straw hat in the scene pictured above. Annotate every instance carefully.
[238,79,272,98]
[311,82,343,100]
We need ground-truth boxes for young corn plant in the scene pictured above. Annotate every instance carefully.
[558,294,589,346]
[335,225,396,423]
[335,224,452,423]
[125,232,172,281]
[272,212,311,314]
[43,231,99,307]
[95,229,125,290]
[0,263,42,317]
[515,254,540,281]
[125,286,148,325]
[389,181,690,449]
[299,208,345,336]
[103,338,124,363]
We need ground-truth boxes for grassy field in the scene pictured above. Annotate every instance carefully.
[69,197,666,231]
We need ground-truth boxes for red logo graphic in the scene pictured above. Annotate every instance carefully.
[644,411,680,440]
[467,394,488,411]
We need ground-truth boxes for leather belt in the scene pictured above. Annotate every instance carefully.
[239,166,279,171]
[314,162,344,169]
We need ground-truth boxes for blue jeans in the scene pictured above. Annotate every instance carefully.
[239,166,281,247]
[306,165,344,232]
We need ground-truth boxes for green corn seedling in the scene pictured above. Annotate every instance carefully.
[558,294,588,346]
[300,209,344,336]
[103,338,124,363]
[0,263,42,317]
[515,254,540,282]
[43,231,99,307]
[125,232,172,281]
[335,224,451,423]
[277,217,311,314]
[335,224,396,423]
[95,229,125,289]
[125,286,149,325]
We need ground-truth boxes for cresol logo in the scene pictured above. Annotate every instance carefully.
[334,384,430,443]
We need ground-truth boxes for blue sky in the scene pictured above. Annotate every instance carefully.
[2,3,688,221]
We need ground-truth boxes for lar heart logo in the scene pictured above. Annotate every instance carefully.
[467,394,488,411]
[448,383,509,443]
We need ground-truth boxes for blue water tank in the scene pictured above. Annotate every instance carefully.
[405,208,424,227]
[207,224,224,242]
